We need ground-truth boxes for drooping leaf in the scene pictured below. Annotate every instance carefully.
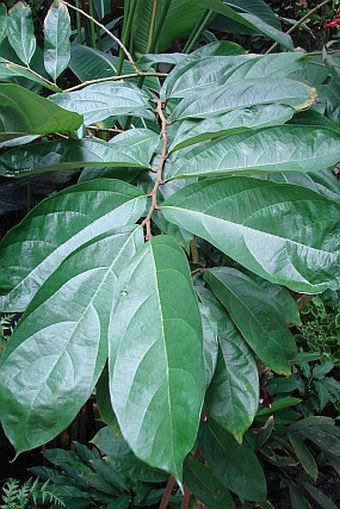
[183,458,234,509]
[109,235,204,482]
[168,104,295,152]
[0,83,82,141]
[199,419,267,501]
[287,432,318,481]
[0,227,143,453]
[171,79,316,121]
[51,82,151,125]
[43,0,71,82]
[7,1,36,65]
[197,0,293,49]
[0,5,8,46]
[0,58,61,92]
[199,303,218,388]
[206,317,259,442]
[0,128,159,177]
[301,482,338,509]
[162,177,340,293]
[0,179,147,311]
[204,267,297,375]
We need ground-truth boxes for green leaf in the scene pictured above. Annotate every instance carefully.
[199,303,218,388]
[206,318,259,442]
[204,268,297,375]
[162,54,249,100]
[109,235,204,482]
[166,126,340,180]
[171,79,316,121]
[51,82,151,125]
[0,179,146,311]
[168,105,295,152]
[288,433,318,481]
[43,0,71,82]
[7,1,36,66]
[0,226,143,453]
[131,0,205,54]
[301,482,338,509]
[0,5,8,46]
[96,365,120,432]
[197,0,293,49]
[0,128,159,177]
[0,83,82,141]
[199,419,267,501]
[183,458,234,509]
[162,177,340,293]
[0,58,61,92]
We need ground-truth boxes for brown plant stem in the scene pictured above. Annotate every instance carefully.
[180,487,191,509]
[159,476,176,509]
[142,99,169,241]
[266,0,332,54]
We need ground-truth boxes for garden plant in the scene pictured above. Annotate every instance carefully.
[0,0,339,507]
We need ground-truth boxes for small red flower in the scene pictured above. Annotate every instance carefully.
[324,13,340,28]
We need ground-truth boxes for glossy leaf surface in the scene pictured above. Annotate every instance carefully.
[0,83,82,141]
[162,177,340,293]
[0,179,146,311]
[0,227,143,453]
[0,128,159,177]
[0,58,60,92]
[51,82,151,125]
[167,126,340,179]
[206,318,259,441]
[7,1,36,65]
[205,268,297,374]
[43,0,71,81]
[183,458,233,509]
[0,5,7,45]
[199,303,218,388]
[199,419,267,501]
[109,236,204,481]
[171,79,316,120]
[168,104,295,152]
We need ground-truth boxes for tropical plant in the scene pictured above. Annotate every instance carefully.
[0,1,339,507]
[0,477,64,509]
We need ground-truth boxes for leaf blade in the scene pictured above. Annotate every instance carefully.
[7,1,36,65]
[43,0,71,82]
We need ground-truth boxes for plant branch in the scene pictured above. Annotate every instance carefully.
[142,99,169,241]
[180,487,191,509]
[63,71,168,92]
[62,0,138,72]
[159,477,176,509]
[266,0,332,54]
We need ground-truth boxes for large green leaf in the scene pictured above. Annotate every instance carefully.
[0,83,82,141]
[196,285,259,439]
[108,235,204,482]
[0,179,147,311]
[199,419,267,501]
[43,0,71,82]
[171,79,316,120]
[168,104,295,152]
[7,1,36,65]
[0,226,143,453]
[197,0,292,49]
[51,82,151,125]
[163,52,304,100]
[166,126,340,179]
[206,319,259,441]
[204,268,297,375]
[162,177,340,293]
[131,0,205,54]
[199,303,218,388]
[0,128,159,177]
[0,5,7,46]
[183,458,234,509]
